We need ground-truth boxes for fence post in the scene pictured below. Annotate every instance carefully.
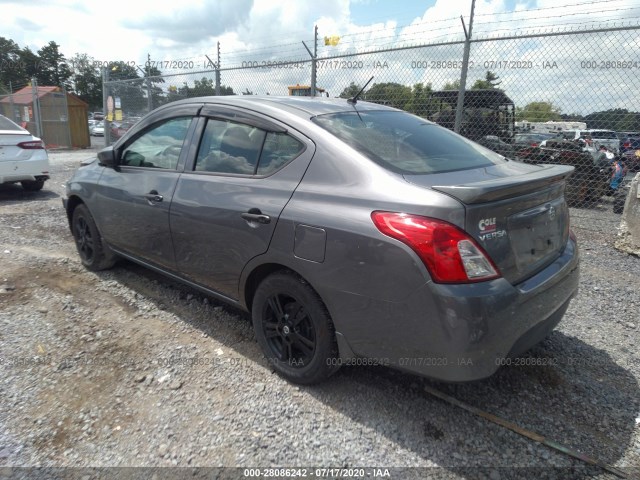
[215,42,221,96]
[146,54,153,112]
[102,67,111,146]
[302,26,318,96]
[60,84,72,148]
[311,25,317,97]
[454,0,476,134]
[31,77,42,138]
[9,81,15,123]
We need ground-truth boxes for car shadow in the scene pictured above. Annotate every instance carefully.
[0,183,60,201]
[99,261,639,479]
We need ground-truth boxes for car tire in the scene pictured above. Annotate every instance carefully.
[21,180,44,191]
[252,272,340,385]
[71,204,116,271]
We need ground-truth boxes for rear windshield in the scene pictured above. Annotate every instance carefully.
[0,115,23,131]
[312,110,506,174]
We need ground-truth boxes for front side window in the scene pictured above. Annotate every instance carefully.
[121,117,192,169]
[313,110,506,174]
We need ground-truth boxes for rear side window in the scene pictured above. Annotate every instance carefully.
[195,119,305,175]
[312,111,505,174]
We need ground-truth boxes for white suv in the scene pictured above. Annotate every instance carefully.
[0,115,50,191]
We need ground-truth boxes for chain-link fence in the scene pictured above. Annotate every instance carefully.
[103,24,640,208]
[0,81,75,148]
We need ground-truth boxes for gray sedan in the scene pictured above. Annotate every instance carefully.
[63,96,579,384]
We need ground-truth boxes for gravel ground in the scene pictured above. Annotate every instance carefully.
[0,148,638,480]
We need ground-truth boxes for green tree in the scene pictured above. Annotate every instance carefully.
[442,79,461,90]
[184,78,234,97]
[36,41,72,88]
[339,82,361,99]
[516,101,562,122]
[0,37,28,91]
[405,82,435,118]
[364,82,412,110]
[584,108,640,131]
[471,71,501,90]
[69,53,102,110]
[19,47,41,82]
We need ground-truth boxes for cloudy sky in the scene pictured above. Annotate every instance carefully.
[3,0,636,69]
[3,0,640,113]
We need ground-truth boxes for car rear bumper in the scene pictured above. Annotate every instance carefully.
[0,158,50,185]
[330,237,579,382]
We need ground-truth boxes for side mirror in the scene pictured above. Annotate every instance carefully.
[97,146,117,167]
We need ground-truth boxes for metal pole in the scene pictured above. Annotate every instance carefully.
[102,67,111,146]
[146,53,153,112]
[31,78,42,138]
[9,81,15,123]
[61,84,72,148]
[215,42,221,96]
[454,0,476,134]
[311,25,317,97]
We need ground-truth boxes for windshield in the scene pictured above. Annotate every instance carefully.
[312,110,506,174]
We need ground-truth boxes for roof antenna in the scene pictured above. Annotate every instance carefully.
[348,76,374,105]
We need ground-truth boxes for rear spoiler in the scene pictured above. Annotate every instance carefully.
[432,164,574,204]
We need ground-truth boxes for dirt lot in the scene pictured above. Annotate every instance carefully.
[0,149,639,479]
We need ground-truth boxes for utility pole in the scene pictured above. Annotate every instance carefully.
[302,26,318,96]
[454,0,476,134]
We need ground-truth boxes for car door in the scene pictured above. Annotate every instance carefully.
[170,106,315,300]
[93,115,196,270]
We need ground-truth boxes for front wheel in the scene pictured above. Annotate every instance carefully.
[252,272,340,385]
[71,204,116,271]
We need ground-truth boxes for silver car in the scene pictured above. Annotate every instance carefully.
[63,96,579,384]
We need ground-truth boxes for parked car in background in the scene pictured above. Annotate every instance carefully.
[514,132,555,150]
[475,135,515,158]
[91,121,105,136]
[619,133,640,153]
[0,114,50,191]
[92,112,105,121]
[64,96,579,385]
[110,120,136,140]
[586,129,621,153]
[517,139,609,207]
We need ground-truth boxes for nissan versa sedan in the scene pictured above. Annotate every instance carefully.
[63,96,579,385]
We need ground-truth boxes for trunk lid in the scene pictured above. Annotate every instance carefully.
[404,161,574,284]
[0,132,34,163]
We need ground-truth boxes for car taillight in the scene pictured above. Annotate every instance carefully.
[623,141,630,149]
[531,142,539,147]
[371,211,500,284]
[17,140,44,149]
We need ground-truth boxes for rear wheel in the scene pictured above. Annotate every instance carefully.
[21,179,44,191]
[252,272,340,385]
[71,204,116,271]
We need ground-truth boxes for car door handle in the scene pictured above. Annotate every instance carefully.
[144,190,163,202]
[241,208,271,224]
